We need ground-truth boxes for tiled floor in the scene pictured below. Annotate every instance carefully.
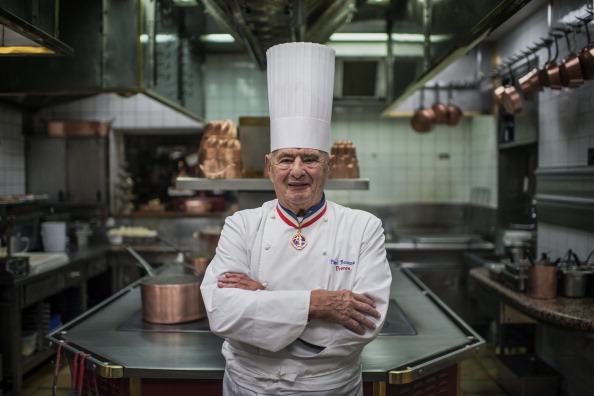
[9,346,510,396]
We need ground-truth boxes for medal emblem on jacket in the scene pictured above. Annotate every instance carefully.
[291,233,307,250]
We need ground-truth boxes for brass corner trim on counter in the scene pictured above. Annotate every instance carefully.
[388,337,485,384]
[99,363,125,378]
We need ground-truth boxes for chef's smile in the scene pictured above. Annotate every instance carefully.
[266,148,335,215]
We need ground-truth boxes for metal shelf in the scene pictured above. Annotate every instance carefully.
[176,177,370,191]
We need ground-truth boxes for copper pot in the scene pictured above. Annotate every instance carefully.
[558,28,584,88]
[141,274,205,324]
[193,229,221,257]
[501,68,522,115]
[123,244,206,324]
[445,84,462,126]
[431,84,448,124]
[577,17,594,80]
[411,87,435,133]
[546,34,563,89]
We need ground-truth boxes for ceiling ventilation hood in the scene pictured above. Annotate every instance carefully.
[0,0,205,121]
[0,3,73,56]
[200,0,532,109]
[201,0,357,69]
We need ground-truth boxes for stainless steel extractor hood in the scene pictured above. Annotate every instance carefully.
[198,0,532,109]
[0,3,73,55]
[0,0,205,121]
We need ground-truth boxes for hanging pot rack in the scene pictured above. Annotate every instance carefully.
[491,9,594,79]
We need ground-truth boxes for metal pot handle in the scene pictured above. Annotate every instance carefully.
[122,244,157,277]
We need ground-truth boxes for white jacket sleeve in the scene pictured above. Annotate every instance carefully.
[309,213,392,358]
[200,210,311,352]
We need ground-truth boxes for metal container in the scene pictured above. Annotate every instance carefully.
[561,268,589,298]
[140,274,205,324]
[527,266,557,299]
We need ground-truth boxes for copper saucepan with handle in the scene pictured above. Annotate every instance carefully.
[527,49,544,92]
[536,38,553,88]
[501,66,522,115]
[445,83,463,126]
[431,84,448,125]
[546,33,563,89]
[410,86,435,133]
[122,244,206,324]
[577,15,594,80]
[518,51,536,100]
[557,27,584,88]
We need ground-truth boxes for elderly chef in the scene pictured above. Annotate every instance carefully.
[200,42,392,396]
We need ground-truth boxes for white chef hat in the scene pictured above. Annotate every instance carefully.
[266,42,336,153]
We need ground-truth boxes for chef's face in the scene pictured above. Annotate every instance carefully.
[266,148,334,214]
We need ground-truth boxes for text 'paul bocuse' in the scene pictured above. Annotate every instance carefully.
[330,258,356,271]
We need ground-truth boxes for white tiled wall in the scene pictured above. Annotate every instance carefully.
[203,53,497,207]
[0,102,25,195]
[0,51,496,209]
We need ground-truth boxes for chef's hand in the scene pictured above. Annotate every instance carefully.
[308,289,380,335]
[217,272,264,291]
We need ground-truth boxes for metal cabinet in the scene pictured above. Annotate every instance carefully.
[0,254,110,396]
[26,137,108,204]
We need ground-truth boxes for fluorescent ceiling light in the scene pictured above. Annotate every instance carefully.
[172,0,199,5]
[200,34,236,43]
[139,34,180,44]
[329,32,452,43]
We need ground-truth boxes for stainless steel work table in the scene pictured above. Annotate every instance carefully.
[48,263,484,390]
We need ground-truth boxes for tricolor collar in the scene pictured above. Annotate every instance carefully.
[276,198,327,230]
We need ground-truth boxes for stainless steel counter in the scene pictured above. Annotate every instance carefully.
[48,263,484,385]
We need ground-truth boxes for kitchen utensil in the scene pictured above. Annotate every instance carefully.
[122,244,205,324]
[546,33,563,89]
[559,250,588,297]
[192,228,222,257]
[41,221,68,252]
[527,265,557,299]
[557,27,584,88]
[518,52,536,100]
[577,16,594,80]
[536,38,552,87]
[445,84,463,126]
[527,49,544,92]
[410,87,435,133]
[9,233,29,254]
[501,66,522,114]
[431,84,448,124]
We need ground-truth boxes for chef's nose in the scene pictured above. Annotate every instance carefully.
[289,157,306,176]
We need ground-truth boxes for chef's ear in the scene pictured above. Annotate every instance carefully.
[264,154,273,179]
[327,154,336,175]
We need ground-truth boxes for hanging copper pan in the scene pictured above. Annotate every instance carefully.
[445,84,463,126]
[502,67,522,115]
[537,38,553,88]
[518,52,536,101]
[557,27,584,88]
[527,50,544,92]
[546,34,563,89]
[431,84,448,124]
[411,87,435,133]
[577,16,594,80]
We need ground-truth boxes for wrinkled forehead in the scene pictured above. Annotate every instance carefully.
[270,148,327,159]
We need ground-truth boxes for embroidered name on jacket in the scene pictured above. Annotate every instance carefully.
[330,258,356,271]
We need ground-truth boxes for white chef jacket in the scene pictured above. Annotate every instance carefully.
[201,199,392,395]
